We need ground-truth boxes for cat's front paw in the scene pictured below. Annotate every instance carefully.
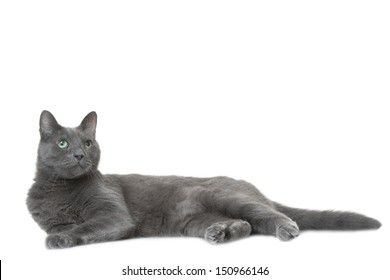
[276,221,299,241]
[46,233,77,249]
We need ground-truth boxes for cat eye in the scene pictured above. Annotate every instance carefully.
[85,140,93,149]
[57,140,69,149]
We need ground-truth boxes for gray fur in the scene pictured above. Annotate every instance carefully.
[27,111,381,249]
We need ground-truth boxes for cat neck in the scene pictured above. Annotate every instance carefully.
[34,166,104,188]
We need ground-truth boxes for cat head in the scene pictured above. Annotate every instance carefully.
[37,111,101,180]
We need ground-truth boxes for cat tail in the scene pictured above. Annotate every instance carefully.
[273,202,381,230]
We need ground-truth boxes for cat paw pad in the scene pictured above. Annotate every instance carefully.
[205,223,227,244]
[205,220,252,244]
[46,233,76,249]
[276,221,300,241]
[228,220,252,239]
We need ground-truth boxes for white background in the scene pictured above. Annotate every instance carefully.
[0,1,389,279]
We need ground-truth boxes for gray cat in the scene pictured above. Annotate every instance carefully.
[27,111,381,249]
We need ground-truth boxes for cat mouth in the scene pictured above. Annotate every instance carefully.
[58,160,93,178]
[64,161,87,172]
[74,162,89,172]
[64,163,90,179]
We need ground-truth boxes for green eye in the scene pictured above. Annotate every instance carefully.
[85,140,93,149]
[57,140,69,149]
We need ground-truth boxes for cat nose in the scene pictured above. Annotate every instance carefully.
[74,153,84,161]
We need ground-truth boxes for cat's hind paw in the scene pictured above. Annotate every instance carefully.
[276,221,300,241]
[46,233,77,249]
[205,220,252,244]
[205,223,227,244]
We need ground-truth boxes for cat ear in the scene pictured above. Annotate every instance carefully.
[40,110,61,138]
[79,111,97,137]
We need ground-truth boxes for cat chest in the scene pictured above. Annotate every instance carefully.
[32,193,86,229]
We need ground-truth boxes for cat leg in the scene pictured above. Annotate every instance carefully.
[205,182,300,241]
[48,224,77,234]
[239,203,299,241]
[46,217,135,249]
[182,214,252,244]
[46,213,136,249]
